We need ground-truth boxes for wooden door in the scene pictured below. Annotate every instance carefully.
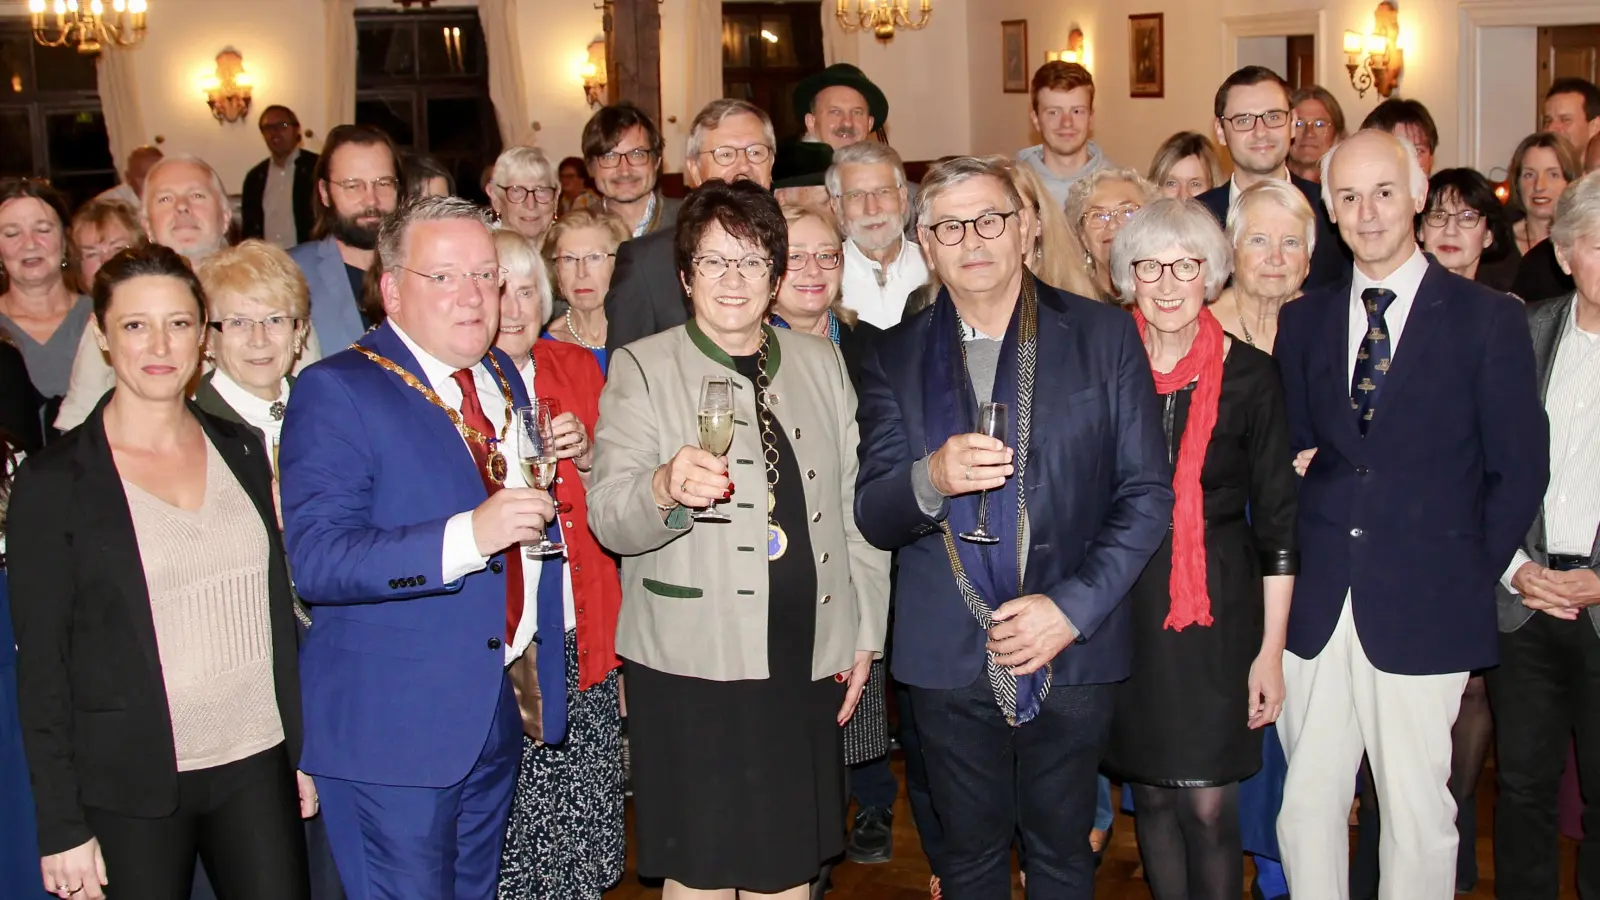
[1287,34,1315,91]
[1537,25,1600,127]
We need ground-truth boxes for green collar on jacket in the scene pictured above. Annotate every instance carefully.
[685,319,782,381]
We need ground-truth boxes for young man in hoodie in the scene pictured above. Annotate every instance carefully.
[1017,61,1112,209]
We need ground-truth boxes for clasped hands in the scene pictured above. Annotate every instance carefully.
[1511,562,1600,620]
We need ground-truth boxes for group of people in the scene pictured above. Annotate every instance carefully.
[1,45,1598,900]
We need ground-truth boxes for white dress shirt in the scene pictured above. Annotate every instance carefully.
[208,368,289,450]
[1347,246,1428,384]
[840,237,930,329]
[390,323,567,664]
[513,357,577,636]
[263,149,300,249]
[1226,167,1292,217]
[1503,301,1600,586]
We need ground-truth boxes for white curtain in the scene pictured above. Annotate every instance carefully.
[820,1,859,67]
[478,0,531,147]
[325,0,357,129]
[95,45,145,175]
[684,0,723,121]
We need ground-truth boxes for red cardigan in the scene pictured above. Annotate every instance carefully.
[532,339,622,690]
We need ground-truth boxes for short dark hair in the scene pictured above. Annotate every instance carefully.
[312,124,405,240]
[0,178,77,294]
[402,153,455,199]
[1547,77,1600,122]
[1420,168,1516,265]
[1031,61,1095,109]
[673,179,788,294]
[1360,98,1439,152]
[91,242,206,329]
[259,105,298,127]
[1213,66,1291,119]
[581,102,665,163]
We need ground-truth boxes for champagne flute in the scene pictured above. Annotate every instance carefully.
[537,399,573,514]
[693,375,734,523]
[515,405,566,558]
[958,401,1009,545]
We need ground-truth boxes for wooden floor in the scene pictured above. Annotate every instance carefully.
[604,758,1581,899]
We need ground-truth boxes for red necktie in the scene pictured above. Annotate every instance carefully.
[451,367,524,641]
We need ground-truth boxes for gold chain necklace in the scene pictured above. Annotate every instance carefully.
[755,335,787,561]
[353,344,517,484]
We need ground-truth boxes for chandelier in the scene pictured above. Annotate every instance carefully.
[28,0,148,55]
[836,0,931,42]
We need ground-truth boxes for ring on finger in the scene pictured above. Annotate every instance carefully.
[680,477,690,494]
[963,464,971,481]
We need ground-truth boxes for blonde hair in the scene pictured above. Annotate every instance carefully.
[780,202,860,328]
[70,198,146,246]
[494,228,554,325]
[194,239,311,319]
[1004,157,1099,299]
[1148,132,1225,193]
[542,207,629,262]
[1226,179,1318,257]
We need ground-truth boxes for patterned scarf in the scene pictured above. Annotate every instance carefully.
[770,309,841,346]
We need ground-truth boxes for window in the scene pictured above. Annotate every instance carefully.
[722,3,826,142]
[0,23,115,209]
[356,10,502,205]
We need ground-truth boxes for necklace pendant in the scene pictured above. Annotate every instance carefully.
[486,439,509,485]
[269,400,286,421]
[761,388,779,407]
[766,489,786,560]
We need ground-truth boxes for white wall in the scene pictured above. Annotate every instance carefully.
[1475,26,1539,175]
[1236,36,1289,78]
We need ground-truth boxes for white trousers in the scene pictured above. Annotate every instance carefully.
[1276,598,1469,900]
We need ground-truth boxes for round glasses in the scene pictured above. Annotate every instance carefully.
[785,250,842,271]
[927,210,1018,247]
[1131,258,1203,283]
[1082,204,1140,230]
[497,184,557,204]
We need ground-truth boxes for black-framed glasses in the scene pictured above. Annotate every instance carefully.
[1422,209,1485,229]
[1082,204,1140,229]
[927,210,1018,246]
[699,144,774,166]
[555,252,617,270]
[1295,117,1334,132]
[208,315,302,336]
[692,254,773,280]
[396,266,506,289]
[594,148,654,168]
[1131,258,1204,283]
[328,177,400,197]
[1221,109,1292,132]
[260,120,299,134]
[497,184,558,204]
[785,250,843,271]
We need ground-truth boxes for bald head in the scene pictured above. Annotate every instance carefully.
[125,145,164,199]
[1586,131,1600,176]
[1322,129,1428,278]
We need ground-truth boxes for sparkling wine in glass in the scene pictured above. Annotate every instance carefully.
[515,405,565,558]
[537,399,574,514]
[694,375,734,523]
[959,401,1009,545]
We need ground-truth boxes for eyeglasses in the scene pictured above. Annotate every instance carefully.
[1131,258,1204,283]
[698,144,774,167]
[209,315,302,336]
[555,252,617,270]
[396,266,506,289]
[838,186,900,206]
[595,148,654,168]
[497,184,558,204]
[1082,204,1140,229]
[785,250,843,271]
[1422,209,1485,229]
[692,254,774,280]
[927,210,1019,246]
[1221,109,1292,132]
[260,120,298,134]
[1295,118,1334,132]
[328,177,400,197]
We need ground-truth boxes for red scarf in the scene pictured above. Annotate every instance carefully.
[1133,306,1225,631]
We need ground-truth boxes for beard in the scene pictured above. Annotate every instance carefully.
[330,207,382,251]
[847,213,903,253]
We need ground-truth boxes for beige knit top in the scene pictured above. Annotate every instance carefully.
[125,439,283,772]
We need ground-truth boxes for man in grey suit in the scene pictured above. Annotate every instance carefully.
[1486,170,1600,899]
[603,99,776,351]
[288,124,403,353]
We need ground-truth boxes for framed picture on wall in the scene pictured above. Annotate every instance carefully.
[1129,13,1164,98]
[1002,20,1029,93]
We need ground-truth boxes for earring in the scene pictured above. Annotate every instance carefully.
[60,259,68,269]
[1083,252,1095,272]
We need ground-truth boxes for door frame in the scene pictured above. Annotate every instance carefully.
[1458,0,1599,171]
[1222,10,1326,84]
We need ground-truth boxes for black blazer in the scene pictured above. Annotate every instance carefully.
[603,224,684,351]
[7,394,303,854]
[1511,238,1575,303]
[0,339,43,452]
[1196,174,1352,292]
[241,150,320,245]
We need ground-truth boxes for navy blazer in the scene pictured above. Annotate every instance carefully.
[1196,175,1351,291]
[289,236,367,355]
[1273,260,1548,675]
[853,283,1174,689]
[280,324,530,788]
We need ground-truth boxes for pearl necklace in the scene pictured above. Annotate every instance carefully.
[565,309,604,350]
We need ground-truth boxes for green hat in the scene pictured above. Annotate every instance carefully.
[793,63,890,132]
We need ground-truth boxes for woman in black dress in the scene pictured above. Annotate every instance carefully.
[1101,199,1298,900]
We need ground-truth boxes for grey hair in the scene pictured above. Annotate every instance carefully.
[1320,128,1428,214]
[824,141,908,197]
[493,228,554,325]
[491,146,557,189]
[913,156,1027,236]
[1109,198,1234,303]
[1553,169,1600,253]
[685,98,776,160]
[377,195,494,275]
[1226,179,1318,257]
[141,154,229,218]
[1064,166,1157,241]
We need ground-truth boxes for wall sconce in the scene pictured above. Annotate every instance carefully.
[581,38,606,108]
[1046,27,1085,64]
[1343,1,1404,98]
[199,48,253,125]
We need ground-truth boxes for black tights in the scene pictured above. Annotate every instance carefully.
[1129,782,1241,900]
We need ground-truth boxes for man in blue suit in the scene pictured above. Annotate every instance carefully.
[1195,66,1349,291]
[1272,130,1548,899]
[854,156,1173,899]
[280,196,558,899]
